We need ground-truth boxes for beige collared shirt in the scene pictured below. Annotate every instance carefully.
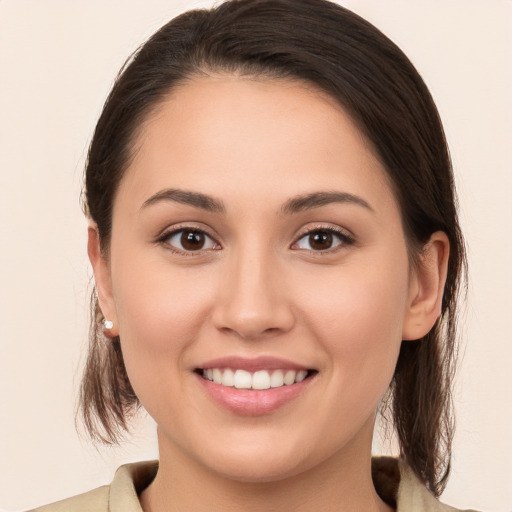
[29,458,480,512]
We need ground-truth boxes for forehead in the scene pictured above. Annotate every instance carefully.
[117,75,397,218]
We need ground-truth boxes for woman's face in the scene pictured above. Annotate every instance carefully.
[96,76,422,481]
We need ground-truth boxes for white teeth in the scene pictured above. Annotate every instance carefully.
[212,368,222,384]
[233,369,252,389]
[270,369,284,388]
[296,370,307,383]
[252,370,271,390]
[202,368,310,389]
[221,368,234,387]
[283,370,296,385]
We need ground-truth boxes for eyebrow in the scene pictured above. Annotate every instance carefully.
[141,188,226,213]
[281,191,373,215]
[140,188,373,216]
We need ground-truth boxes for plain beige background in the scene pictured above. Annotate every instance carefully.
[0,1,511,511]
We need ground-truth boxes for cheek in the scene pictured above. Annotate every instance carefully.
[113,254,214,342]
[109,253,217,398]
[300,260,408,393]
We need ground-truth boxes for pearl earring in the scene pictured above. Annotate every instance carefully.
[103,319,114,330]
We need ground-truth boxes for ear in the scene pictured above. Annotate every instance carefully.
[402,231,450,341]
[87,223,119,338]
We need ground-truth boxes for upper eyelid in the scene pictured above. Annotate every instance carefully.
[293,223,353,240]
[157,222,219,241]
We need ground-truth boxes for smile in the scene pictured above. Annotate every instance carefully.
[195,357,317,415]
[201,368,310,390]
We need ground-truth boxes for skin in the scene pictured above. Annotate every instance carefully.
[89,76,449,512]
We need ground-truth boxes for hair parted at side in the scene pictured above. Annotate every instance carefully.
[80,0,466,496]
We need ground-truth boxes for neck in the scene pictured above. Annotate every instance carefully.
[140,428,393,512]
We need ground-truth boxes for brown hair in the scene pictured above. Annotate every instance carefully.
[80,0,466,496]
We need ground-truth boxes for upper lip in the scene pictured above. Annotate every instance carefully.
[196,356,312,372]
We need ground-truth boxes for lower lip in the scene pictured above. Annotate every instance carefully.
[197,374,314,416]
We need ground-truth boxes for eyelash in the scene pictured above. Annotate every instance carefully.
[293,226,355,253]
[156,225,220,256]
[156,225,354,255]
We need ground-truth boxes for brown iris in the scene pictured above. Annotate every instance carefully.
[308,231,333,250]
[180,230,206,250]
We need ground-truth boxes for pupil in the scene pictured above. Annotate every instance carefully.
[310,231,332,250]
[181,231,205,250]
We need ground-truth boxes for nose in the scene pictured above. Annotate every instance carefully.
[211,248,295,340]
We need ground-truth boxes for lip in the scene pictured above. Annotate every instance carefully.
[197,356,311,372]
[195,356,316,416]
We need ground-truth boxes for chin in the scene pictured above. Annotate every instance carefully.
[208,455,309,484]
[187,430,329,484]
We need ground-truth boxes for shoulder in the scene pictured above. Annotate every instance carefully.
[27,486,109,512]
[372,456,482,512]
[397,460,480,512]
[26,460,158,512]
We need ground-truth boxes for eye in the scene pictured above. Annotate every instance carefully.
[292,228,352,252]
[163,229,219,252]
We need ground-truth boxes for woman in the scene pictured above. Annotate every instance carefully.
[30,0,477,510]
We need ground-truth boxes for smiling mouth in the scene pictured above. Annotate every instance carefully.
[196,368,317,390]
